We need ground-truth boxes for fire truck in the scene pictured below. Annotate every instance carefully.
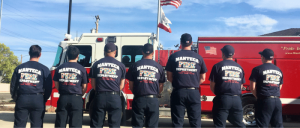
[47,30,300,126]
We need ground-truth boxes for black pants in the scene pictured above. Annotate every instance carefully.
[255,98,283,128]
[14,94,45,128]
[171,89,201,127]
[212,95,245,128]
[131,96,159,128]
[90,93,122,128]
[55,94,83,128]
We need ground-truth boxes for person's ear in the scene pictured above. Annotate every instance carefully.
[39,53,41,58]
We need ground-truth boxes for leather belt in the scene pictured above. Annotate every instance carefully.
[259,96,280,99]
[137,95,158,98]
[61,94,82,96]
[176,87,198,90]
[97,91,120,95]
[20,93,43,95]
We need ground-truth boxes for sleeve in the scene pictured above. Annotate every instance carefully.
[241,69,246,84]
[126,65,134,81]
[43,69,53,102]
[89,64,96,78]
[82,69,88,84]
[159,67,166,83]
[10,68,19,101]
[249,68,258,82]
[280,70,283,85]
[53,68,59,81]
[200,58,208,74]
[165,55,173,72]
[121,64,126,79]
[209,65,216,82]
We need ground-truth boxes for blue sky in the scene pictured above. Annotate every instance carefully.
[1,0,300,68]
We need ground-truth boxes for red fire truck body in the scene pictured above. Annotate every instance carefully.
[47,35,300,125]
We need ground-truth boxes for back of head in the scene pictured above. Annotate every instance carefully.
[259,48,274,61]
[142,43,154,56]
[180,33,193,47]
[67,46,80,60]
[29,45,42,58]
[221,45,235,58]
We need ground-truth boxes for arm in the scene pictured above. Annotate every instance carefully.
[280,84,282,90]
[159,83,164,93]
[210,81,216,95]
[167,71,173,83]
[250,81,257,98]
[82,84,87,94]
[91,78,96,90]
[129,81,134,92]
[54,81,59,91]
[120,79,125,90]
[200,73,206,84]
[10,70,18,101]
[44,73,53,101]
[241,84,243,90]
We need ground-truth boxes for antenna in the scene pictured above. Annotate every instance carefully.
[95,15,100,33]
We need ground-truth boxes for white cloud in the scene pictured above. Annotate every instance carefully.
[217,14,278,35]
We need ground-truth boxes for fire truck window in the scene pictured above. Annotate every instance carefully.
[73,45,92,67]
[122,46,143,67]
[53,46,63,67]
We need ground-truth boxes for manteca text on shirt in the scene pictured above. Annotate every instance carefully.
[175,56,199,63]
[263,70,282,85]
[58,68,81,75]
[18,68,41,75]
[97,63,120,70]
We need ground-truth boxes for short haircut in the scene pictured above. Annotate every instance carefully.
[67,46,80,60]
[29,45,42,58]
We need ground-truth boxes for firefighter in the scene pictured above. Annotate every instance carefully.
[209,45,245,127]
[10,45,52,128]
[166,33,207,127]
[249,48,284,128]
[53,46,88,128]
[126,43,166,127]
[89,43,126,127]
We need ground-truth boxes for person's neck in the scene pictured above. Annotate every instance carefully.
[143,56,152,59]
[223,58,233,61]
[105,55,114,58]
[264,61,272,64]
[69,60,77,62]
[182,46,191,50]
[30,58,39,62]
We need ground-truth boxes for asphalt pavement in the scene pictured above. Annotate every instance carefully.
[1,111,300,128]
[0,93,12,102]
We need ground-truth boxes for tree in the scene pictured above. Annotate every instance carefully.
[0,43,21,83]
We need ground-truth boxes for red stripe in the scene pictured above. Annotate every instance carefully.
[158,23,172,33]
[161,0,182,8]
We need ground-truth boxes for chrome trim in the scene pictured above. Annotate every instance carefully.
[121,91,128,109]
[242,93,253,97]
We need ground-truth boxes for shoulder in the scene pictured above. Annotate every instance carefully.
[38,62,50,72]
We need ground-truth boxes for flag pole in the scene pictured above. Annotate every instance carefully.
[156,0,161,63]
[156,0,161,43]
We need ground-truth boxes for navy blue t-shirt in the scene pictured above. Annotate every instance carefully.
[126,59,166,96]
[209,60,245,96]
[53,62,88,95]
[249,63,283,98]
[166,50,207,88]
[11,61,52,95]
[89,56,126,92]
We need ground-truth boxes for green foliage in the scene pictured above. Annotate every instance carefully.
[0,43,21,83]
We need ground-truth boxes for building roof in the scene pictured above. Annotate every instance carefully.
[261,28,300,36]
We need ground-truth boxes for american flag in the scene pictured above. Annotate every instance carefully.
[204,46,217,55]
[161,0,182,9]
